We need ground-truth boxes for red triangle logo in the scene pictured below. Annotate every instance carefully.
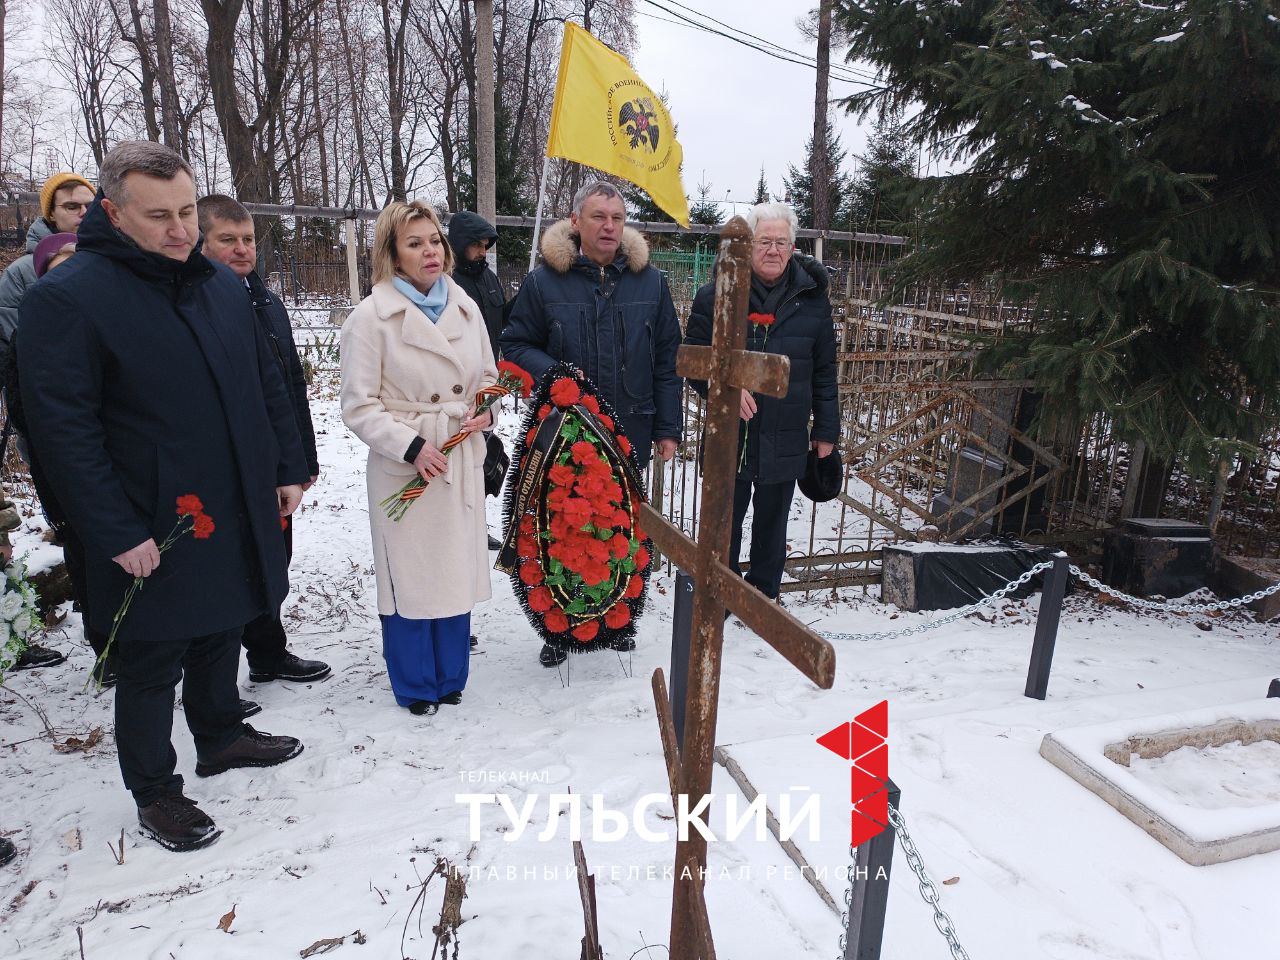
[854,700,888,739]
[854,743,888,780]
[816,722,851,760]
[851,808,885,848]
[850,764,885,806]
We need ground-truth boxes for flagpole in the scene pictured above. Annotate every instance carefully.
[527,155,552,274]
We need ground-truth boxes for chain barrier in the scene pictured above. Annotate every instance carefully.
[1067,565,1280,614]
[823,561,1054,643]
[835,804,972,960]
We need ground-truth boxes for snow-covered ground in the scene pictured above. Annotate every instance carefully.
[2,379,1279,959]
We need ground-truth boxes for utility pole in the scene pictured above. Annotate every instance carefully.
[475,0,498,269]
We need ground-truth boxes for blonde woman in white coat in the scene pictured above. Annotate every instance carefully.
[340,201,498,716]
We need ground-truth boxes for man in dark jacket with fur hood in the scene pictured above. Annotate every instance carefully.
[18,142,309,853]
[500,180,682,666]
[685,202,838,602]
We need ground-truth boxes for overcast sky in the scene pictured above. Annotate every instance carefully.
[630,0,878,214]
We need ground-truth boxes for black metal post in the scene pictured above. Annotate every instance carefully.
[1024,552,1070,700]
[843,778,900,960]
[670,570,694,747]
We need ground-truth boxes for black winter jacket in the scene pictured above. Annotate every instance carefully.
[447,211,507,359]
[686,254,838,484]
[17,199,309,642]
[247,271,319,475]
[499,219,682,467]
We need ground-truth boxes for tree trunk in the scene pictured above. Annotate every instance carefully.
[476,0,497,236]
[116,0,162,141]
[201,0,269,198]
[378,0,411,200]
[152,0,183,148]
[458,0,478,197]
[0,0,6,174]
[809,0,832,232]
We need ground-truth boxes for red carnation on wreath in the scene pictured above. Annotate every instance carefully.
[500,363,655,659]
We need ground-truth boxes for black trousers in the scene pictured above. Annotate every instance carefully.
[241,518,292,670]
[115,627,244,806]
[59,526,110,657]
[728,476,797,600]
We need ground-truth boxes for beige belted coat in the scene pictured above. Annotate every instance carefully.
[340,277,498,619]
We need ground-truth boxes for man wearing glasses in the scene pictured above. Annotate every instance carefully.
[684,201,838,605]
[0,172,97,375]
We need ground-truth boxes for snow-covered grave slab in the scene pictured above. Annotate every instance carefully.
[1040,699,1280,865]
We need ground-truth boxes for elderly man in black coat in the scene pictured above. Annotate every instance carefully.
[18,141,309,852]
[197,194,331,704]
[686,202,839,602]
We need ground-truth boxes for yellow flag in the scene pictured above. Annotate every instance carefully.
[546,22,690,227]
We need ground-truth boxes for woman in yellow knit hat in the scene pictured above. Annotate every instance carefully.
[0,171,95,371]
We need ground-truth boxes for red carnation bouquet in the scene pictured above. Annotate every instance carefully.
[91,494,215,687]
[499,365,652,653]
[381,361,534,521]
[739,312,775,472]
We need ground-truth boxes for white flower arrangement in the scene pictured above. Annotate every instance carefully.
[0,555,44,682]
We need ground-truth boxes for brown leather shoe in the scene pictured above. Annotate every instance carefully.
[194,724,303,778]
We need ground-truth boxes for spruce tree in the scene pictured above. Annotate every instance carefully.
[838,0,1280,474]
[844,114,917,233]
[753,167,771,206]
[783,118,855,232]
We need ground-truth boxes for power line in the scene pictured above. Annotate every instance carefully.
[636,0,881,88]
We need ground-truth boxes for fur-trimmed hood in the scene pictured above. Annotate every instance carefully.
[539,218,650,274]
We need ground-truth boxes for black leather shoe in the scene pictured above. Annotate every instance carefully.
[440,690,462,705]
[0,836,16,866]
[238,699,262,721]
[14,644,66,671]
[610,636,636,652]
[539,643,568,668]
[487,534,502,551]
[137,795,221,852]
[248,652,331,684]
[195,724,304,777]
[408,700,438,716]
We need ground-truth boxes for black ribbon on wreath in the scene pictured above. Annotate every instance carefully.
[497,364,654,654]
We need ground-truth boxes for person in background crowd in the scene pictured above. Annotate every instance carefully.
[500,180,682,667]
[340,201,496,716]
[32,234,76,277]
[0,172,95,372]
[685,201,838,606]
[18,141,310,852]
[197,195,330,716]
[448,211,508,553]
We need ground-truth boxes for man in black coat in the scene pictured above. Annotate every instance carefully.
[197,195,331,702]
[685,202,839,602]
[18,141,309,852]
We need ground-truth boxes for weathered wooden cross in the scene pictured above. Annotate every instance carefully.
[640,217,837,958]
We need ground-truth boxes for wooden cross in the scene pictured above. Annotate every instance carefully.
[640,217,837,958]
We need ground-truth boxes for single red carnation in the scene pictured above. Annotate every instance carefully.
[519,561,544,586]
[613,508,632,528]
[605,604,631,629]
[635,527,647,543]
[517,535,538,558]
[519,514,536,536]
[562,497,595,526]
[280,517,289,531]
[544,608,569,633]
[624,575,644,599]
[192,513,215,539]
[549,463,578,488]
[525,427,538,447]
[597,414,615,431]
[176,494,204,516]
[570,440,599,465]
[580,395,600,414]
[527,586,554,613]
[550,378,581,408]
[538,404,552,420]
[571,619,600,642]
[634,546,650,570]
[608,533,630,560]
[748,312,776,327]
[497,360,534,397]
[581,560,612,586]
[617,435,632,456]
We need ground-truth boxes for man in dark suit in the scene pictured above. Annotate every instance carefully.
[197,195,331,706]
[18,141,309,852]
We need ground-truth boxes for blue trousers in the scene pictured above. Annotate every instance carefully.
[379,611,470,706]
